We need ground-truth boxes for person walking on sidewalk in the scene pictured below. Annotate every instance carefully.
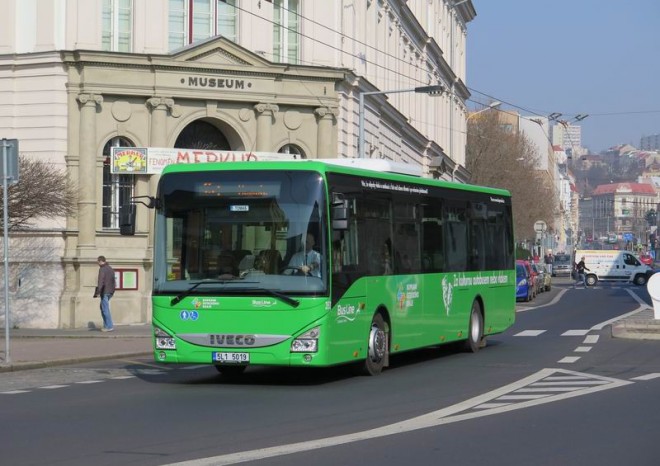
[574,256,590,288]
[94,255,116,331]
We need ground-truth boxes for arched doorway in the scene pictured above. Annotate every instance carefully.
[174,119,231,150]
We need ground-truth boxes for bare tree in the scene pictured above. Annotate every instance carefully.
[466,111,557,242]
[0,156,77,230]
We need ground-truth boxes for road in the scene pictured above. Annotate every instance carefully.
[1,277,659,466]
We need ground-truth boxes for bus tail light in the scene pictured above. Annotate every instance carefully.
[154,326,176,350]
[291,327,320,353]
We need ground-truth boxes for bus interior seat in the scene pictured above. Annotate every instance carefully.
[217,253,238,276]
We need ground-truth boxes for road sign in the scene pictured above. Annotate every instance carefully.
[1,138,19,184]
[534,220,547,233]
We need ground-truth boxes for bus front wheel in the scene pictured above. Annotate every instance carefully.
[464,302,484,353]
[361,313,388,376]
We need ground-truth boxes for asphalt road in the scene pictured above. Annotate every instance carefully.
[1,277,659,466]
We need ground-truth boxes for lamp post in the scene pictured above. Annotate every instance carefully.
[358,85,444,159]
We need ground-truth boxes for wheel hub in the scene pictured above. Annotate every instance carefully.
[368,325,386,361]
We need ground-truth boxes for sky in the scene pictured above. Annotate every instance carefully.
[466,0,660,154]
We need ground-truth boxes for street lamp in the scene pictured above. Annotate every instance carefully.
[358,84,444,159]
[467,101,501,121]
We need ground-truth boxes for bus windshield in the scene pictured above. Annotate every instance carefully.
[153,170,328,296]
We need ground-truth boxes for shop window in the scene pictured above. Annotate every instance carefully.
[103,138,135,229]
[102,0,133,52]
[169,0,238,51]
[273,0,300,64]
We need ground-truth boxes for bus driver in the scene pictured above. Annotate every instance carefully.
[287,233,321,277]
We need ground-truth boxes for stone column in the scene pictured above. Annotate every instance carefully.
[145,97,175,250]
[254,103,279,151]
[76,93,103,253]
[315,107,339,158]
[146,96,175,192]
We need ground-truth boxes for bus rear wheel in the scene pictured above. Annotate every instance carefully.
[361,314,388,376]
[464,302,484,353]
[215,364,247,376]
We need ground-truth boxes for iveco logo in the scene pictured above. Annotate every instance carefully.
[209,334,256,346]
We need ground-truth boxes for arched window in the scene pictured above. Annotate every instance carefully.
[278,144,306,158]
[103,137,135,229]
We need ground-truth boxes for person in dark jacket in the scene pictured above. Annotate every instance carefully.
[93,255,116,331]
[574,256,590,288]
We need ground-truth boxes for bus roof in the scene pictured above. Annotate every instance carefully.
[160,157,511,198]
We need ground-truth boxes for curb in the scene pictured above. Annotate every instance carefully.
[611,322,660,341]
[0,351,153,373]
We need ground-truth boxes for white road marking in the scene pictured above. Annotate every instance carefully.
[631,373,660,381]
[544,375,590,381]
[38,385,68,390]
[75,380,104,384]
[574,346,592,353]
[1,390,30,395]
[558,356,581,363]
[514,387,586,392]
[562,330,590,336]
[529,380,608,386]
[591,289,650,330]
[583,335,599,344]
[161,369,632,466]
[514,330,546,336]
[516,288,568,312]
[110,375,136,380]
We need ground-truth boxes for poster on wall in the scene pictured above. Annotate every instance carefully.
[110,147,300,175]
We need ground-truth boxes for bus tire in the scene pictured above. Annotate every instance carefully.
[361,313,388,376]
[464,301,484,353]
[215,364,247,376]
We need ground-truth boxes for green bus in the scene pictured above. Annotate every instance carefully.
[125,157,515,376]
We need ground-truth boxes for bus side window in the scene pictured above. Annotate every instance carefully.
[445,201,468,272]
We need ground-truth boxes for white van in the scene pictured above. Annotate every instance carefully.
[574,250,654,286]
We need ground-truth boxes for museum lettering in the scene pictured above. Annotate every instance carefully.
[186,76,248,89]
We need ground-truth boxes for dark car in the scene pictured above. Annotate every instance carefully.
[552,253,573,277]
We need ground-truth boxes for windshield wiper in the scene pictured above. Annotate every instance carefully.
[170,279,239,306]
[242,288,300,308]
[170,280,299,307]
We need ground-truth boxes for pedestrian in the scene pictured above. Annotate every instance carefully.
[93,255,115,331]
[573,256,590,288]
[544,252,554,276]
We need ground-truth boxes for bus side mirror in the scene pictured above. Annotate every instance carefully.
[331,194,349,231]
[119,204,136,236]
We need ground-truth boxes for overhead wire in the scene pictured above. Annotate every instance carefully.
[224,2,657,140]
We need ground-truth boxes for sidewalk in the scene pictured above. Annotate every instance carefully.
[611,307,660,340]
[1,305,659,373]
[0,324,152,372]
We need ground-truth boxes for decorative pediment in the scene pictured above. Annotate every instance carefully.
[170,36,271,68]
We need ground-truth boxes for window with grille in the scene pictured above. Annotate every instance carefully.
[103,138,135,229]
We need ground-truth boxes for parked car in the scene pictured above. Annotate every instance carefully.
[552,253,573,277]
[530,262,545,294]
[516,261,534,302]
[639,253,654,266]
[537,263,552,291]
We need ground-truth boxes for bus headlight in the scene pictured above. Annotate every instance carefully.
[154,326,176,350]
[291,326,320,353]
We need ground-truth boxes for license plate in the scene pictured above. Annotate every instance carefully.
[213,352,250,363]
